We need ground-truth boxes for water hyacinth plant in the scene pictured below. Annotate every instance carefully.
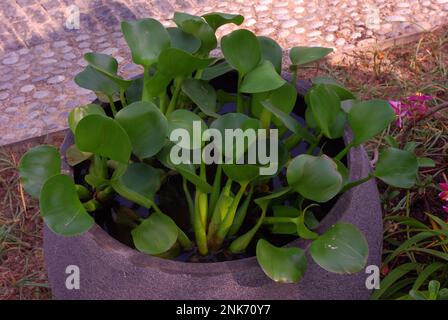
[18,12,422,284]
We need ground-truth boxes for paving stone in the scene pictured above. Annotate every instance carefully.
[0,0,447,145]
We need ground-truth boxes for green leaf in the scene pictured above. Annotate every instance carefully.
[348,99,395,145]
[201,60,234,81]
[132,212,178,255]
[125,76,143,104]
[40,174,94,236]
[221,29,261,76]
[158,48,214,79]
[260,100,316,144]
[210,113,261,160]
[272,205,299,235]
[74,66,120,96]
[75,114,132,163]
[68,104,106,133]
[251,83,297,127]
[290,46,333,65]
[371,263,419,300]
[374,147,418,188]
[222,164,260,183]
[417,157,436,167]
[121,18,170,66]
[167,109,207,150]
[173,12,217,55]
[18,145,61,199]
[254,186,291,210]
[111,163,161,208]
[312,77,356,101]
[115,101,168,159]
[287,154,342,203]
[167,27,201,54]
[309,84,345,139]
[181,79,219,117]
[65,144,92,166]
[84,53,131,89]
[310,223,368,274]
[256,239,307,283]
[240,60,286,93]
[258,36,282,73]
[202,12,244,30]
[158,146,213,193]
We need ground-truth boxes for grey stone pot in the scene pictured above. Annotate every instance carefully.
[44,76,382,300]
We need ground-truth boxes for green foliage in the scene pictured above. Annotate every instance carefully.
[18,11,424,286]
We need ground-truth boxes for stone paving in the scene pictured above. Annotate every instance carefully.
[0,0,447,145]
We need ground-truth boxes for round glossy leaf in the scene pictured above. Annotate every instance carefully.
[158,48,214,79]
[181,79,219,117]
[115,101,168,159]
[210,113,261,160]
[309,84,344,139]
[84,53,131,89]
[374,147,418,188]
[348,99,395,146]
[173,12,217,55]
[132,212,178,255]
[258,36,282,74]
[251,83,297,127]
[121,18,170,66]
[65,144,92,166]
[74,66,120,96]
[256,239,307,283]
[167,27,201,54]
[125,76,143,104]
[68,104,106,133]
[202,12,244,31]
[240,60,286,93]
[111,163,161,208]
[287,154,343,203]
[260,100,317,144]
[222,164,260,183]
[221,29,261,76]
[310,223,368,274]
[167,109,207,150]
[75,114,132,163]
[18,145,61,199]
[40,174,94,236]
[289,46,333,65]
[312,77,356,101]
[201,60,234,81]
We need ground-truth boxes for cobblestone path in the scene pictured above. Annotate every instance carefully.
[1,0,447,145]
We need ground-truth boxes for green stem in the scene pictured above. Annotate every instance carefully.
[177,227,193,250]
[119,88,127,108]
[182,178,195,226]
[194,190,208,255]
[334,141,355,161]
[207,178,233,245]
[208,164,222,218]
[260,108,272,131]
[195,69,204,79]
[263,216,298,224]
[285,133,303,151]
[159,93,167,114]
[236,73,244,113]
[142,65,151,102]
[306,133,323,155]
[108,96,117,117]
[166,77,183,116]
[340,174,373,193]
[228,183,254,236]
[291,66,298,86]
[214,181,249,247]
[229,205,266,253]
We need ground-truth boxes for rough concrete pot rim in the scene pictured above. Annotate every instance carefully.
[61,131,360,276]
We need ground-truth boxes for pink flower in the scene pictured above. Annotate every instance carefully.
[388,94,433,128]
[439,182,448,202]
